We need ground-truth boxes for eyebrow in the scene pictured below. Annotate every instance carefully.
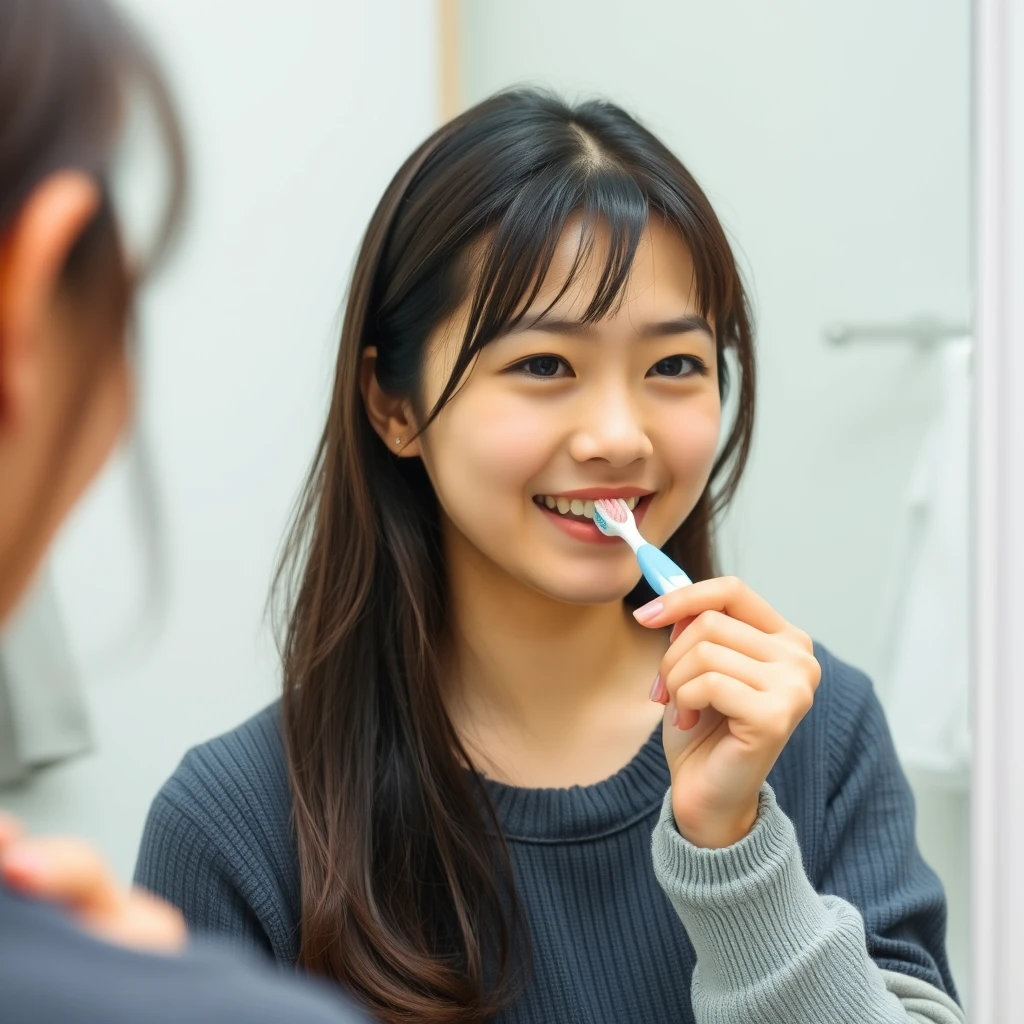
[512,313,715,341]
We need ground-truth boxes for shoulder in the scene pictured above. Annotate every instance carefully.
[813,642,879,712]
[146,701,293,863]
[135,702,300,958]
[810,641,877,715]
[806,642,896,784]
[158,701,290,822]
[768,644,897,862]
[777,642,887,771]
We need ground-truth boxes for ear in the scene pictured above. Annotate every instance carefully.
[0,172,102,428]
[359,346,423,457]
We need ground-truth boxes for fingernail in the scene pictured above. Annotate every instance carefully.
[649,674,666,702]
[671,706,680,728]
[633,601,664,625]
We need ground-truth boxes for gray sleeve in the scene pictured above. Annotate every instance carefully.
[651,785,966,1024]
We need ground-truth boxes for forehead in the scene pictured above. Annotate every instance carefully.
[421,214,705,387]
[525,215,701,323]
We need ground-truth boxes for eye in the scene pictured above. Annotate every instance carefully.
[647,355,708,379]
[514,355,572,379]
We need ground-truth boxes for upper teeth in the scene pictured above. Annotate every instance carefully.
[538,495,640,518]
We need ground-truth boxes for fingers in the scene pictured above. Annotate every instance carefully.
[660,634,819,737]
[667,609,789,660]
[665,639,770,695]
[673,665,816,734]
[1,836,122,915]
[635,576,788,634]
[0,836,187,954]
[92,886,187,954]
[673,706,701,730]
[673,671,761,721]
[673,670,810,741]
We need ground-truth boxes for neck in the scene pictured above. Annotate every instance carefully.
[443,523,666,774]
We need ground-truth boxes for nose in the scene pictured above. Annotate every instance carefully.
[568,387,654,467]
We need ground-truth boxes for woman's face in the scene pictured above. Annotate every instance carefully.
[413,218,722,605]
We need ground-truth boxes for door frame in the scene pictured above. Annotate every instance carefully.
[972,0,1024,1016]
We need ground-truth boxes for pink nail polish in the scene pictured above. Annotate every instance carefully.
[649,674,665,702]
[633,601,664,625]
[671,706,680,728]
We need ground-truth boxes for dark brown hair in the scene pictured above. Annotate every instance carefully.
[0,0,185,322]
[275,89,756,1022]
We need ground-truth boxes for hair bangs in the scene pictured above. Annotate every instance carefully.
[422,161,651,428]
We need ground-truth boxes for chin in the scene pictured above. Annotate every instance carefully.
[527,569,641,608]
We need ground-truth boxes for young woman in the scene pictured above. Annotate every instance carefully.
[136,90,964,1024]
[0,1,364,1021]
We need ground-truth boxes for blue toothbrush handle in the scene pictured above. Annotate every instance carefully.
[636,544,692,595]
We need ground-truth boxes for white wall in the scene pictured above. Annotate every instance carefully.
[460,0,971,1002]
[0,0,438,880]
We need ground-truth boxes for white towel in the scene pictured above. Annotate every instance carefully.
[877,338,971,785]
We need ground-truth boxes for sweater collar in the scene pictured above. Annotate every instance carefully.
[479,725,670,844]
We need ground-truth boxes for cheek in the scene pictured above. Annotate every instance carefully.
[662,398,721,490]
[428,390,556,498]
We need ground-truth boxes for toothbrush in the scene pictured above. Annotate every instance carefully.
[592,498,692,595]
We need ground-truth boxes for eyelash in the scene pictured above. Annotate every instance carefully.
[512,354,709,380]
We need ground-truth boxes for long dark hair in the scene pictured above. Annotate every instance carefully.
[275,89,756,1022]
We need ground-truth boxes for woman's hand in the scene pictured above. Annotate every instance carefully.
[635,577,821,849]
[0,812,187,954]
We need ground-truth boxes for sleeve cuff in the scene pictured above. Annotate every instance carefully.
[651,783,834,992]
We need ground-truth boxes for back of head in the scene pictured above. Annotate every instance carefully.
[0,0,185,279]
[0,0,185,621]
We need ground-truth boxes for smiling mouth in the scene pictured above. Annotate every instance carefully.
[532,493,651,524]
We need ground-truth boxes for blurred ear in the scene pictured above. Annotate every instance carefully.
[0,172,101,428]
[359,346,422,457]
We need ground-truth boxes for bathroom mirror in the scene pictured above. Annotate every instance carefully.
[7,1,1021,1018]
[451,0,974,1004]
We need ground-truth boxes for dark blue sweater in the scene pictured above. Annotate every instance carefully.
[135,644,957,1023]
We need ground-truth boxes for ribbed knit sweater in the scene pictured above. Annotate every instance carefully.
[136,645,964,1023]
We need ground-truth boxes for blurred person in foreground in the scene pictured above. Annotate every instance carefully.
[0,1,367,1020]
